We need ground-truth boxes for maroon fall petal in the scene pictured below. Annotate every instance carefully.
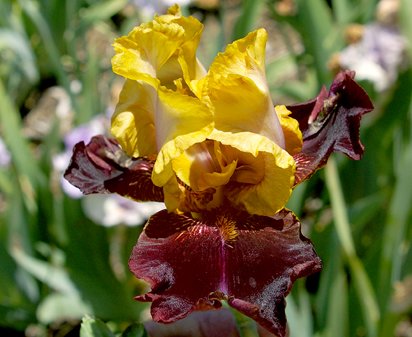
[287,70,374,185]
[129,208,321,337]
[64,135,164,202]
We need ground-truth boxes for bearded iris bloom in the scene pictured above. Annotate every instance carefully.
[64,6,373,337]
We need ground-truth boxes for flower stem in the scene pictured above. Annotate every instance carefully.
[325,156,380,337]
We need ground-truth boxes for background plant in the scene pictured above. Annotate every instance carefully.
[0,0,411,336]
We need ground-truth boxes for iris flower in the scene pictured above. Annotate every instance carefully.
[65,6,373,336]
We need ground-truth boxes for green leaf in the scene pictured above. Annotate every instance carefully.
[77,46,104,124]
[231,0,265,41]
[121,323,148,337]
[295,0,341,85]
[0,304,36,331]
[331,0,376,24]
[286,284,314,337]
[271,71,318,102]
[266,54,298,88]
[359,0,380,22]
[314,233,343,329]
[324,267,349,337]
[64,219,143,320]
[10,247,79,295]
[400,0,412,59]
[378,144,412,333]
[0,28,38,83]
[0,81,46,197]
[79,0,128,25]
[325,157,380,337]
[80,315,115,337]
[37,293,92,324]
[331,0,354,24]
[18,0,74,105]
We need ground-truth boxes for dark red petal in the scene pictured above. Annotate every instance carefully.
[129,208,321,337]
[64,135,163,202]
[226,210,321,336]
[287,70,374,185]
[129,210,223,323]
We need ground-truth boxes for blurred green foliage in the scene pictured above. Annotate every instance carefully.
[0,0,411,336]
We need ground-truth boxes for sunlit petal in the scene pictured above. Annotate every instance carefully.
[275,105,302,155]
[111,80,214,172]
[172,141,237,191]
[162,175,184,212]
[197,29,285,148]
[111,80,157,157]
[112,5,204,88]
[151,90,214,187]
[210,130,295,216]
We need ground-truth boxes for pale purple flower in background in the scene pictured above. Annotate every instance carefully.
[131,0,192,18]
[0,137,11,168]
[339,23,406,92]
[54,113,165,227]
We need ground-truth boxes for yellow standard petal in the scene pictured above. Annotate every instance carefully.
[111,80,157,157]
[151,88,214,188]
[196,29,286,149]
[111,80,213,163]
[112,5,205,88]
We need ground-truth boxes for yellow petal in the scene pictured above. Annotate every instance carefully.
[210,130,295,216]
[112,7,204,88]
[162,175,184,213]
[198,29,286,148]
[164,129,296,215]
[275,105,303,155]
[111,80,213,161]
[171,141,238,191]
[209,29,267,87]
[111,80,157,157]
[151,89,214,187]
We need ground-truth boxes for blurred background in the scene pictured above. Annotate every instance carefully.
[0,0,411,336]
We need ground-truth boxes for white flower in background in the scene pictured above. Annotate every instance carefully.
[338,23,406,92]
[82,194,165,227]
[53,113,165,227]
[0,137,11,168]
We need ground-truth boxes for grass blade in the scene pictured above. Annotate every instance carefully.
[325,157,380,337]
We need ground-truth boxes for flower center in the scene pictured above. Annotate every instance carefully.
[172,139,266,212]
